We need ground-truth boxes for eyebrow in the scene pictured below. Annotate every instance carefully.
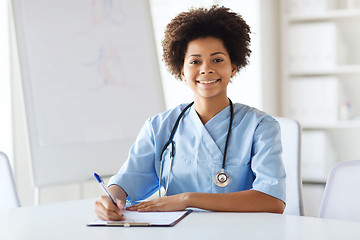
[187,52,226,59]
[211,52,226,56]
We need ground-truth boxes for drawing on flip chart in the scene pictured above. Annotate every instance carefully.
[15,0,165,187]
[16,0,156,146]
[89,0,126,25]
[83,43,142,91]
[84,44,125,90]
[76,0,128,35]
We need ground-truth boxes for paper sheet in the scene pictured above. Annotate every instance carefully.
[87,210,192,227]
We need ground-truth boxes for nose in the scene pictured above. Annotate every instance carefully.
[200,61,214,74]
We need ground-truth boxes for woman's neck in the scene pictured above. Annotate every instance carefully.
[193,97,230,125]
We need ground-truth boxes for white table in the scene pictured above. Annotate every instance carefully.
[1,199,360,240]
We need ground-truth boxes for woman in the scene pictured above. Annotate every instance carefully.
[95,5,286,221]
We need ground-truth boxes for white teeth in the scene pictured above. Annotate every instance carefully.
[198,79,218,84]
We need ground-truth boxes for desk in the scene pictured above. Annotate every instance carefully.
[1,199,360,239]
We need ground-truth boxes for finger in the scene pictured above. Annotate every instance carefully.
[96,203,124,221]
[99,195,126,217]
[126,201,150,211]
[95,199,124,221]
[116,199,126,209]
[115,199,126,215]
[99,195,119,211]
[128,201,161,212]
[126,204,139,211]
[137,205,157,212]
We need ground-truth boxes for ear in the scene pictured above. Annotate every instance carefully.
[181,68,186,81]
[231,64,237,78]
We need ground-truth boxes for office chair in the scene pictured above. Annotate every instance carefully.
[0,151,21,208]
[318,160,360,221]
[275,117,304,216]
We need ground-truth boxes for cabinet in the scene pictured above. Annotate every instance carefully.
[281,0,360,183]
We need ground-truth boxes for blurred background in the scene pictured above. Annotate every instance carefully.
[1,0,360,217]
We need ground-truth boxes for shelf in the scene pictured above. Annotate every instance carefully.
[289,65,360,76]
[301,120,360,130]
[282,1,360,188]
[287,9,360,22]
[302,179,327,184]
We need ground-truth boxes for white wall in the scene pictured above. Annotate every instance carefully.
[0,0,13,165]
[260,0,281,115]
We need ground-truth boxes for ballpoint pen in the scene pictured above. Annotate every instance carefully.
[93,173,118,207]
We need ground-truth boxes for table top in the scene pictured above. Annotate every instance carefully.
[1,199,360,240]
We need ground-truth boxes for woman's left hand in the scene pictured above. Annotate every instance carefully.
[126,193,189,212]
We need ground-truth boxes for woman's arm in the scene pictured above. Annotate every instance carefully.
[126,190,285,214]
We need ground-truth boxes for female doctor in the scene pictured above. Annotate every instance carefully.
[94,5,286,221]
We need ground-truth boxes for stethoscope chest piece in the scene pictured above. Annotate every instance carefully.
[214,171,229,187]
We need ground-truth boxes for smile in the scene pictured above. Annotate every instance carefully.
[197,79,220,84]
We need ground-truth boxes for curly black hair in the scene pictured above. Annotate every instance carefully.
[162,5,251,80]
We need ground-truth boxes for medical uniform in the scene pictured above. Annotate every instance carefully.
[109,103,286,203]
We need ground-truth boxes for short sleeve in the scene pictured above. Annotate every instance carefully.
[250,118,286,203]
[108,120,159,202]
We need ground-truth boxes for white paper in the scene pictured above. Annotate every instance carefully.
[88,210,190,226]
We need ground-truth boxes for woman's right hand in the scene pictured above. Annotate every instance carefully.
[94,195,126,221]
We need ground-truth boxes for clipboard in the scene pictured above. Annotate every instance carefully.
[87,210,192,227]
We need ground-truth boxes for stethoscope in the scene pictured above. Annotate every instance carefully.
[158,99,234,197]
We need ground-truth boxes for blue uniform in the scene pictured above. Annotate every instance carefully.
[109,103,286,203]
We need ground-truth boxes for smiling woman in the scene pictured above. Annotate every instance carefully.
[162,5,251,80]
[150,0,266,110]
[94,5,286,221]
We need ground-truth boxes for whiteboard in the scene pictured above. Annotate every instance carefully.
[13,0,165,187]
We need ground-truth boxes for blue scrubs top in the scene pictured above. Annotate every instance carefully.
[109,103,286,203]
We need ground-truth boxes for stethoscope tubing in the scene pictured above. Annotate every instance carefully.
[159,99,233,196]
[159,102,194,162]
[222,99,233,170]
[158,102,194,197]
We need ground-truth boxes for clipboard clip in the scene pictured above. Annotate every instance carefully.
[107,221,150,227]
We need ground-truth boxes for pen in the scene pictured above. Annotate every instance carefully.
[93,173,118,207]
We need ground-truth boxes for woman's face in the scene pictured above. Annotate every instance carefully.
[181,37,237,102]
